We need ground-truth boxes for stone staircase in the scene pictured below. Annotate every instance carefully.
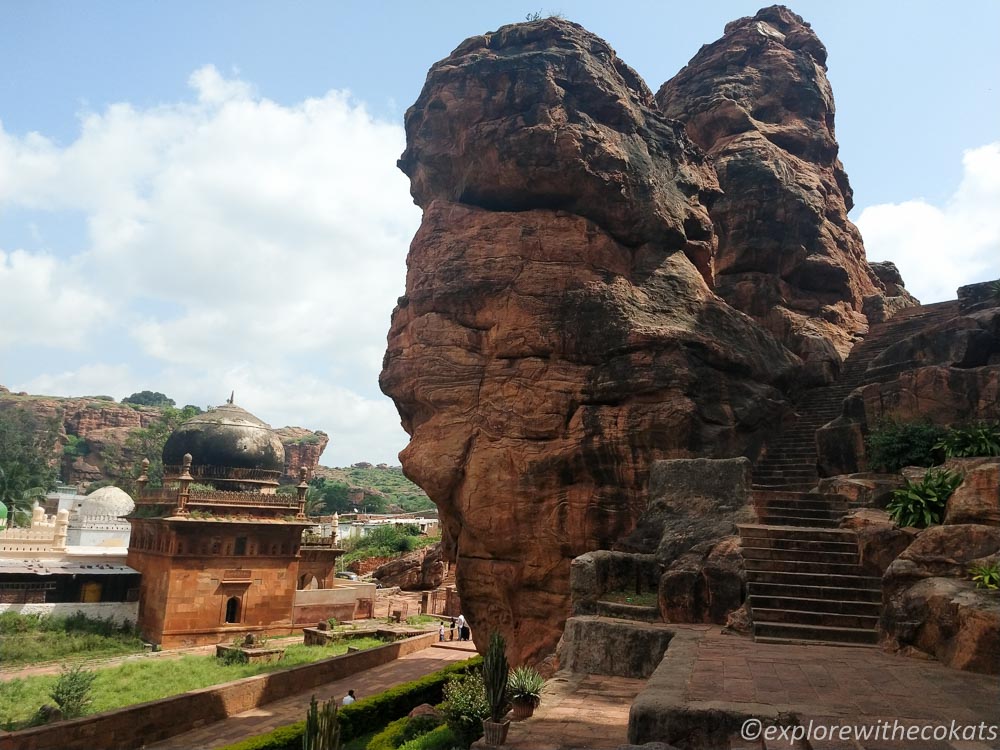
[741,300,961,646]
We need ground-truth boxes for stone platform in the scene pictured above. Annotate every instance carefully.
[631,625,999,749]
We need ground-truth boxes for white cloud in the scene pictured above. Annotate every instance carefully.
[858,142,1000,303]
[1,65,420,466]
[0,247,113,349]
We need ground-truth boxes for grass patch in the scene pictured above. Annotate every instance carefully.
[598,590,658,607]
[0,612,145,666]
[0,638,383,727]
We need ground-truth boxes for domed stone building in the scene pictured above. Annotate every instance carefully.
[127,400,349,648]
[65,486,135,547]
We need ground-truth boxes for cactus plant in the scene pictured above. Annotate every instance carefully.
[304,694,341,750]
[482,630,510,723]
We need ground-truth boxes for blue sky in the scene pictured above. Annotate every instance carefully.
[1,1,998,466]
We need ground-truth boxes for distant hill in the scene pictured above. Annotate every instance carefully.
[0,388,327,488]
[311,464,434,514]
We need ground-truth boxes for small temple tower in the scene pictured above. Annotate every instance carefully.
[127,401,339,647]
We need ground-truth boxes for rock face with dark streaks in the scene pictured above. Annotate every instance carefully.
[657,6,898,383]
[381,17,801,663]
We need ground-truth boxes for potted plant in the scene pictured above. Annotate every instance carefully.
[482,630,510,746]
[508,665,544,720]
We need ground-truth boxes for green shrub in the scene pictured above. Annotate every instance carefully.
[442,671,489,749]
[936,422,1000,458]
[366,715,410,750]
[396,724,455,750]
[970,562,1000,590]
[886,469,963,528]
[865,420,945,472]
[220,657,480,750]
[50,665,96,719]
[990,280,1000,300]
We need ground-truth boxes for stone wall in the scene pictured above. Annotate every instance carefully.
[0,631,439,750]
[0,601,138,625]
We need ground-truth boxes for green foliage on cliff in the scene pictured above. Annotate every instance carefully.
[121,390,175,407]
[308,467,433,515]
[0,406,57,519]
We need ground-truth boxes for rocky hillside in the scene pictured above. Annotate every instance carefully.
[381,7,914,662]
[0,388,328,486]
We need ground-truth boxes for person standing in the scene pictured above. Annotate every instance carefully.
[449,617,456,641]
[438,623,445,641]
[456,613,469,641]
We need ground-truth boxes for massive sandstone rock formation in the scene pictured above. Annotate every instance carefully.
[657,5,891,383]
[382,8,899,662]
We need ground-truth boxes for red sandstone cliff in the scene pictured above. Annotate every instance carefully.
[657,6,912,383]
[381,17,805,663]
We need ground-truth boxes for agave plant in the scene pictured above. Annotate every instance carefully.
[509,665,544,706]
[886,469,963,528]
[990,280,1000,300]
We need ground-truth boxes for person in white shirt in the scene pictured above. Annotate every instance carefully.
[342,689,356,706]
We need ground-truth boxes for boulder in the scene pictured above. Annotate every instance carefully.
[817,473,903,508]
[555,616,673,678]
[883,524,1000,598]
[944,462,1000,526]
[658,536,744,624]
[840,508,916,577]
[372,543,446,591]
[881,577,1000,674]
[381,19,799,663]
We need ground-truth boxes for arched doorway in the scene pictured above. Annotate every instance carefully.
[224,596,241,624]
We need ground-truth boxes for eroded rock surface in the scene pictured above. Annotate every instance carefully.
[381,19,798,662]
[656,6,901,383]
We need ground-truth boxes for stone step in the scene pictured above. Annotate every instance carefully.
[744,558,865,576]
[752,482,818,492]
[753,621,878,646]
[747,581,882,602]
[750,607,880,630]
[747,569,881,589]
[756,513,839,527]
[758,504,843,519]
[738,524,855,541]
[754,497,847,512]
[738,535,858,554]
[741,546,859,565]
[749,594,880,616]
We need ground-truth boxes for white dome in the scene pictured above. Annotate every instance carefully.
[80,486,135,518]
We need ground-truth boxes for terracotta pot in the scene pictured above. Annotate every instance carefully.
[511,698,536,720]
[482,718,511,746]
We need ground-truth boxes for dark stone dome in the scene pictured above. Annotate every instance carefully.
[162,403,285,474]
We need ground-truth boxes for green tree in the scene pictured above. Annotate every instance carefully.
[0,408,57,521]
[121,391,175,408]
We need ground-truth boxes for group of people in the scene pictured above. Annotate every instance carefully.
[438,614,471,642]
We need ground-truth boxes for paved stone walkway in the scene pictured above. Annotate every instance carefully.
[638,626,1000,750]
[146,641,476,750]
[495,672,646,750]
